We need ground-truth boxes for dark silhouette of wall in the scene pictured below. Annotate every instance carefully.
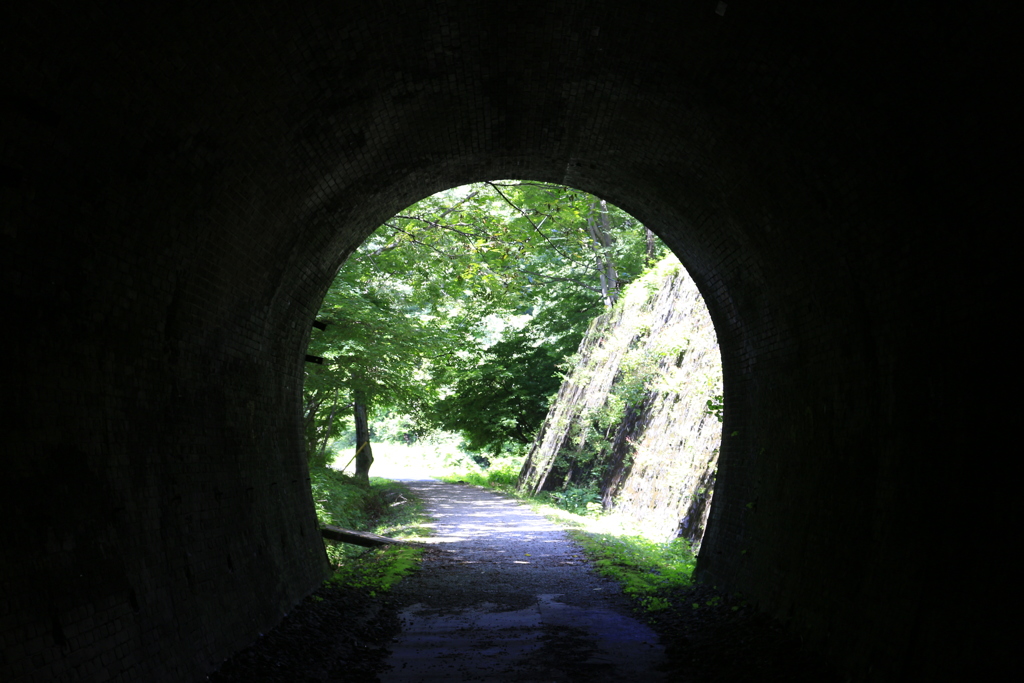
[1,2,1011,681]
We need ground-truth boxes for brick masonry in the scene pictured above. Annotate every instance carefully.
[1,2,1012,681]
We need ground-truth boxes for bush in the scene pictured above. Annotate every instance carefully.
[550,486,603,515]
[310,467,380,533]
[483,458,522,489]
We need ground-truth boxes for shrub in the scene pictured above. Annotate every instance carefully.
[551,486,602,515]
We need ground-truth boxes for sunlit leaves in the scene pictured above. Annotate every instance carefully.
[303,180,665,459]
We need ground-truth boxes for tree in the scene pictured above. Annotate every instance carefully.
[304,181,666,478]
[305,251,465,481]
[427,329,564,461]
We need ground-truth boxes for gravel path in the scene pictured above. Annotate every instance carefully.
[382,479,665,682]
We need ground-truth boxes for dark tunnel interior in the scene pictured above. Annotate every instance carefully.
[1,2,1013,681]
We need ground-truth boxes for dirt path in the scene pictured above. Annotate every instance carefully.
[381,479,665,682]
[209,476,835,682]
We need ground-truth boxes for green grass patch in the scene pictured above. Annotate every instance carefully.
[327,545,425,597]
[310,465,432,593]
[310,467,381,539]
[566,531,695,611]
[515,497,697,612]
[543,485,603,516]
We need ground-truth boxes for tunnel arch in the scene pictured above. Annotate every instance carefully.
[3,2,1009,682]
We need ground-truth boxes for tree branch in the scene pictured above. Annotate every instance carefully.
[484,181,577,264]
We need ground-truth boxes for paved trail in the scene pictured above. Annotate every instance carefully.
[381,479,665,682]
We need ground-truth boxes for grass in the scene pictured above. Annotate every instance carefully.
[310,465,432,594]
[567,531,695,611]
[521,500,697,612]
[326,545,424,597]
[436,455,522,493]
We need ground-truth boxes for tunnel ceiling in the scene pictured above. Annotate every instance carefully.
[1,2,1012,682]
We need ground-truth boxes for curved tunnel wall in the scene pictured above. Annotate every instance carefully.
[2,2,1010,680]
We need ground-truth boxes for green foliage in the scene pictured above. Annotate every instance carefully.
[310,466,382,535]
[428,329,564,457]
[705,394,724,422]
[327,545,424,597]
[548,485,603,515]
[567,532,696,612]
[369,409,422,444]
[303,248,457,466]
[304,180,668,470]
[438,456,524,493]
[311,466,429,566]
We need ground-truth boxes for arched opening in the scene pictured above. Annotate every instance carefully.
[303,180,724,552]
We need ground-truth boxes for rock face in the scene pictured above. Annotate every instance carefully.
[519,255,722,547]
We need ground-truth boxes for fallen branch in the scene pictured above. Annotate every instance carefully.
[320,525,420,547]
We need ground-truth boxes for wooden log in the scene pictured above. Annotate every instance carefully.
[320,525,412,547]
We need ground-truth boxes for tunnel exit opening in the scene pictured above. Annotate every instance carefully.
[302,179,723,554]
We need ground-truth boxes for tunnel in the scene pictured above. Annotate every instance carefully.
[1,2,1012,681]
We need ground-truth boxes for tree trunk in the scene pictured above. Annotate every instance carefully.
[312,388,339,469]
[353,389,374,486]
[586,199,619,307]
[303,390,323,455]
[645,226,657,267]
